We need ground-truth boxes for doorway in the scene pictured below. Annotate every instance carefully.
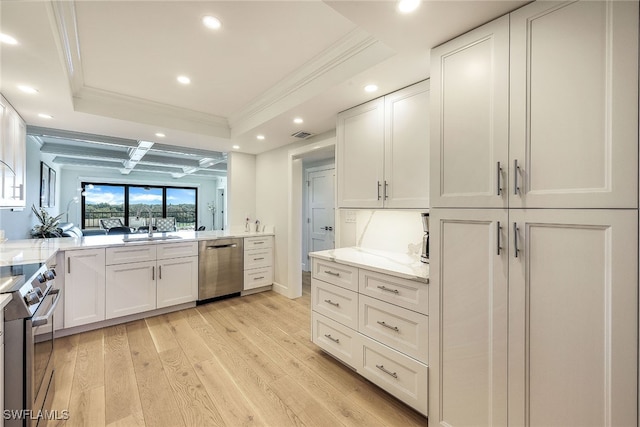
[303,164,335,272]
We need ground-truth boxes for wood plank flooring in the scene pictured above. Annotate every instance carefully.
[50,276,428,427]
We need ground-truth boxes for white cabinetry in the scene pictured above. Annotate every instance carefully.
[0,95,26,208]
[243,236,273,291]
[429,2,639,423]
[106,242,198,318]
[64,248,106,328]
[337,80,430,209]
[310,256,429,415]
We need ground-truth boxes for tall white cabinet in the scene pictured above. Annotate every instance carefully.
[429,1,639,426]
[337,80,430,209]
[0,95,26,208]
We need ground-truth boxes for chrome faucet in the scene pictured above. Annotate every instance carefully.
[144,206,153,236]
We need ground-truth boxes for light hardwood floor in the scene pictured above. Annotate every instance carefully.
[50,276,428,427]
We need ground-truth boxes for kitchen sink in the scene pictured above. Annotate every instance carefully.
[122,234,183,243]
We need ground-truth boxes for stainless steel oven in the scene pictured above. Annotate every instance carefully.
[1,261,59,427]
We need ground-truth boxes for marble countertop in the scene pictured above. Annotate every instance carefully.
[0,230,274,266]
[309,247,429,283]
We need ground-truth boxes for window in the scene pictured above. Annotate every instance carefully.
[81,183,198,230]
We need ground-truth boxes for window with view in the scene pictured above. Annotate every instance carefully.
[81,183,198,231]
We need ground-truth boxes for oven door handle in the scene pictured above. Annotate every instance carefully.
[32,288,61,327]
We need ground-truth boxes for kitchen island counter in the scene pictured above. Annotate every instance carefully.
[0,230,274,266]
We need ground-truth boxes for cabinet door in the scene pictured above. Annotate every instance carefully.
[429,208,508,426]
[384,80,430,208]
[430,16,509,209]
[64,249,106,328]
[0,100,25,208]
[509,1,638,208]
[105,260,156,319]
[337,98,384,208]
[508,209,637,426]
[157,256,198,308]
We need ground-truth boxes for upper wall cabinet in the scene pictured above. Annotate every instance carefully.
[0,95,26,209]
[337,80,430,209]
[431,0,638,209]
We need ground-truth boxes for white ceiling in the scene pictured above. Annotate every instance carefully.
[0,0,529,160]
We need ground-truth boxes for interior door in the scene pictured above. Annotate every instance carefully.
[308,168,335,258]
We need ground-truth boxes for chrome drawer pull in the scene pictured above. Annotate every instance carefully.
[324,299,340,307]
[254,257,265,261]
[324,270,340,277]
[253,276,265,280]
[376,364,398,379]
[377,321,399,332]
[324,334,340,343]
[254,241,265,245]
[377,285,399,294]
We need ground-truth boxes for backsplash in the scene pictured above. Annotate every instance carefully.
[338,209,426,257]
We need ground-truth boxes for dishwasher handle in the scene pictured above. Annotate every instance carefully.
[206,243,238,249]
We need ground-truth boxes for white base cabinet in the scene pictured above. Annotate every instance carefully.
[64,248,106,328]
[310,256,429,415]
[106,260,156,319]
[243,237,273,291]
[156,255,198,308]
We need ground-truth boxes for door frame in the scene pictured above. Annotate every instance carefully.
[286,137,336,299]
[303,164,336,271]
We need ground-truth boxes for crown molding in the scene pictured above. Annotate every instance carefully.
[50,0,84,96]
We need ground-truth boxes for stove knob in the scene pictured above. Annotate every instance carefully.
[35,288,44,298]
[44,270,56,281]
[36,273,46,283]
[24,292,40,306]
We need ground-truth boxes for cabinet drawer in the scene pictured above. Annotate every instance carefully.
[359,269,428,315]
[156,241,198,260]
[245,236,273,250]
[359,294,428,363]
[244,248,273,269]
[360,335,428,415]
[106,245,156,265]
[312,258,358,291]
[311,278,358,330]
[244,267,273,290]
[312,312,360,369]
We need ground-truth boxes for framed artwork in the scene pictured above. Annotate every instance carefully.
[48,168,56,207]
[40,162,50,207]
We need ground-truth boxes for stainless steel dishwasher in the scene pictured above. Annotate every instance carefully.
[198,238,243,301]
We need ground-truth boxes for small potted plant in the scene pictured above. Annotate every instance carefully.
[30,204,64,238]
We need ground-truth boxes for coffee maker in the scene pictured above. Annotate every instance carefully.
[420,212,429,263]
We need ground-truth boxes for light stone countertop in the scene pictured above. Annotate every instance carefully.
[309,247,429,283]
[0,230,274,267]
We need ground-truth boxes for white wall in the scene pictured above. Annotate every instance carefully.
[227,152,256,231]
[0,136,61,240]
[58,165,221,230]
[338,209,426,258]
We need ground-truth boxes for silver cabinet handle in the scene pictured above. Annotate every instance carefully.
[152,266,155,280]
[324,334,340,343]
[377,181,381,200]
[377,285,399,294]
[497,221,502,256]
[513,222,519,258]
[324,270,340,277]
[254,257,265,261]
[67,257,71,274]
[377,320,399,332]
[514,159,520,195]
[496,161,503,195]
[324,299,339,307]
[376,364,398,379]
[158,265,162,280]
[384,181,388,200]
[253,276,265,280]
[253,241,265,245]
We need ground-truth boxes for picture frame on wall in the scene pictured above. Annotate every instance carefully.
[48,168,56,207]
[40,162,50,207]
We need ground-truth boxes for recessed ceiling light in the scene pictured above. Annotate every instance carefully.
[232,145,240,149]
[17,85,38,94]
[364,84,378,93]
[397,0,420,14]
[177,75,191,85]
[155,132,166,138]
[202,15,222,30]
[0,34,17,45]
[293,117,303,124]
[256,135,265,140]
[38,113,53,119]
